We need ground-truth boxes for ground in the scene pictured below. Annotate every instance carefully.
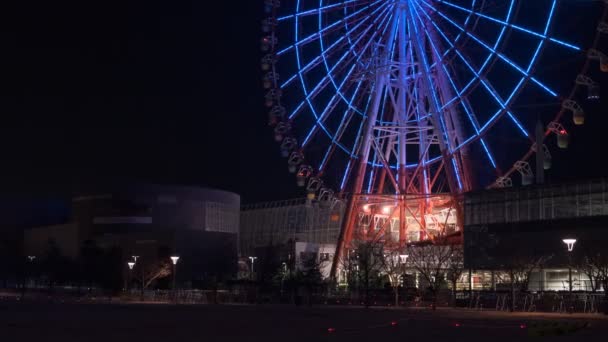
[1,301,607,341]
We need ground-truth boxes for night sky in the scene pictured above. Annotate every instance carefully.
[0,1,606,204]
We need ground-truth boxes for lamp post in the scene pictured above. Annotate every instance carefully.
[23,255,36,297]
[27,255,36,288]
[562,239,576,293]
[280,262,287,296]
[170,256,180,292]
[248,256,257,280]
[126,261,135,293]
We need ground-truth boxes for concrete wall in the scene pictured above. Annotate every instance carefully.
[72,184,240,237]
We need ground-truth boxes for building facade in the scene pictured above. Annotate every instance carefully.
[240,198,344,257]
[464,179,608,292]
[23,184,240,287]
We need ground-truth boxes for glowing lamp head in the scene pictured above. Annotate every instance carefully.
[127,261,135,270]
[562,239,577,252]
[362,204,370,213]
[382,206,391,215]
[170,256,180,265]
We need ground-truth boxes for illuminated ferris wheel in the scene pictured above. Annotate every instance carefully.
[260,0,608,270]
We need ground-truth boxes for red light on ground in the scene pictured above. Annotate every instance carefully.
[327,328,336,333]
[454,323,461,327]
[391,321,398,327]
[559,130,567,135]
[520,324,527,329]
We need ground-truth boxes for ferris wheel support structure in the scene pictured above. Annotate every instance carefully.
[260,0,607,282]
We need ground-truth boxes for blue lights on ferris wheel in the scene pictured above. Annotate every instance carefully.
[262,0,602,195]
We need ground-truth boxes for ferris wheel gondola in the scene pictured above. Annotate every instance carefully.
[259,0,607,274]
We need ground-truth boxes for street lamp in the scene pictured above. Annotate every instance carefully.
[562,238,577,293]
[280,262,287,296]
[170,256,180,292]
[126,261,135,292]
[25,255,36,294]
[248,256,257,280]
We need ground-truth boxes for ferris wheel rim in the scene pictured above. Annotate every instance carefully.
[262,0,598,195]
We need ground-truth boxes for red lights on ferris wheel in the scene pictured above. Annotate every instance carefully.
[260,0,606,273]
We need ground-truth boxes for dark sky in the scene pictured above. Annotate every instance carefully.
[0,1,606,204]
[0,1,297,203]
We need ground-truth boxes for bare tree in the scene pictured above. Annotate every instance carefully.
[351,240,385,308]
[337,247,360,300]
[134,261,172,300]
[587,252,608,313]
[445,246,465,307]
[407,244,453,310]
[381,249,407,307]
[579,255,602,292]
[501,255,551,312]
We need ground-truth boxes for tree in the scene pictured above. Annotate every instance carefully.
[445,246,465,307]
[80,240,104,292]
[586,252,608,313]
[407,244,453,310]
[352,240,385,308]
[297,254,326,306]
[500,255,551,312]
[337,247,360,296]
[133,260,172,300]
[97,246,124,297]
[381,249,407,307]
[41,239,75,292]
[579,255,602,292]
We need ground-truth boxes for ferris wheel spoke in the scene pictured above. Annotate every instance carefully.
[455,48,530,138]
[411,5,498,169]
[318,2,394,107]
[277,0,386,57]
[319,79,368,172]
[312,7,396,167]
[301,64,358,147]
[411,2,530,140]
[289,5,393,120]
[434,0,580,51]
[340,92,374,192]
[415,0,516,97]
[407,8,453,152]
[281,2,390,89]
[419,0,559,98]
[277,0,376,22]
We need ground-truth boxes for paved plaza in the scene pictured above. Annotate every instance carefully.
[1,301,607,341]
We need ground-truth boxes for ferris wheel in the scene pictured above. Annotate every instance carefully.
[260,0,608,268]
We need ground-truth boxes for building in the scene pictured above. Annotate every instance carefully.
[464,178,608,291]
[240,198,344,278]
[240,198,344,255]
[23,184,240,287]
